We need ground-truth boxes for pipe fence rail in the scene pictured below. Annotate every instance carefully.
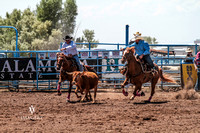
[0,43,199,91]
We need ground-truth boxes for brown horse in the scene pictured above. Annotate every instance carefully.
[121,47,175,102]
[56,52,97,102]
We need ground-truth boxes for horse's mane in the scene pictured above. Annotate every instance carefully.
[126,47,140,64]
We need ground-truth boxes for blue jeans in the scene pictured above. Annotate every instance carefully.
[73,55,83,71]
[143,54,154,68]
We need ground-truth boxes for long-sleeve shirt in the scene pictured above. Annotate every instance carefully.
[125,40,150,56]
[195,52,200,65]
[61,41,78,56]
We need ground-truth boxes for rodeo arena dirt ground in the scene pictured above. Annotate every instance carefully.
[1,84,200,133]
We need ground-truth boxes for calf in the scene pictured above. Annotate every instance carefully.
[71,71,99,103]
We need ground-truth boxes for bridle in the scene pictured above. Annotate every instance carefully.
[121,48,135,64]
[57,55,64,70]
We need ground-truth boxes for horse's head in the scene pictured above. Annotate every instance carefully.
[121,47,135,64]
[56,52,66,70]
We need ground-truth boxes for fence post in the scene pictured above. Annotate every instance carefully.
[89,42,91,57]
[125,25,129,46]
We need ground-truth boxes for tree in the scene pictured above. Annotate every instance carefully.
[152,37,158,44]
[0,9,22,51]
[75,36,84,48]
[143,36,158,44]
[36,0,62,31]
[77,29,99,48]
[0,7,62,51]
[46,29,63,50]
[61,0,78,36]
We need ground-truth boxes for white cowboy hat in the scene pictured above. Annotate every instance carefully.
[186,48,193,53]
[133,32,143,40]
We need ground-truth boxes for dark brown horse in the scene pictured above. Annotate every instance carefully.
[56,52,97,102]
[121,47,176,102]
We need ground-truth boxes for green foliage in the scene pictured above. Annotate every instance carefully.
[46,29,62,50]
[0,0,99,51]
[143,36,158,49]
[143,36,158,44]
[36,0,62,30]
[0,8,54,51]
[76,29,99,48]
[0,9,22,50]
[75,36,84,48]
[61,0,78,36]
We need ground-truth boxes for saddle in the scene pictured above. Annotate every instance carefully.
[119,59,155,75]
[65,56,80,71]
[139,59,152,72]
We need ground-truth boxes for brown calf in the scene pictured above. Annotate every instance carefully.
[71,71,99,103]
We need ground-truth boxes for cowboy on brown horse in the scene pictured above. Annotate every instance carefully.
[120,32,175,102]
[61,35,83,71]
[121,47,176,102]
[121,32,155,72]
[56,52,97,102]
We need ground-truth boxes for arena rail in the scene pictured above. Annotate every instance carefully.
[0,43,199,91]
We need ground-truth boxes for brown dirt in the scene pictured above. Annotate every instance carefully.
[1,89,200,133]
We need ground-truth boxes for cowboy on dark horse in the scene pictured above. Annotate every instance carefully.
[121,31,156,72]
[61,35,83,71]
[57,35,97,102]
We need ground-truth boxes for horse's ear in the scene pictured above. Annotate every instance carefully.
[56,52,60,58]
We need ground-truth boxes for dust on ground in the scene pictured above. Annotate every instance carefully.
[1,88,200,133]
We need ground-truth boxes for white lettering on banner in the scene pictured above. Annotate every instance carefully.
[38,60,52,72]
[28,73,33,78]
[14,60,24,72]
[0,73,4,79]
[9,73,14,79]
[1,60,12,72]
[54,61,59,71]
[25,60,36,72]
[19,73,24,78]
[39,74,43,78]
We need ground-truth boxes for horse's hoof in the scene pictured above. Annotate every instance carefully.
[141,91,145,96]
[122,89,128,96]
[130,95,135,100]
[57,93,62,96]
[66,99,70,102]
[144,100,151,103]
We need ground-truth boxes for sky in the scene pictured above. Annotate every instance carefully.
[0,0,200,45]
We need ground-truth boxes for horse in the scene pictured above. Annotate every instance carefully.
[56,52,97,102]
[121,47,176,102]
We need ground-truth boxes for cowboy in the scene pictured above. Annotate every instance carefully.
[122,32,155,70]
[61,35,82,71]
[194,48,200,91]
[184,48,194,63]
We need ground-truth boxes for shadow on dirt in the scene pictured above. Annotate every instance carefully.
[133,101,168,105]
[68,100,104,105]
[81,102,104,106]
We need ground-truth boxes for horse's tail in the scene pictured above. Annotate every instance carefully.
[158,68,176,83]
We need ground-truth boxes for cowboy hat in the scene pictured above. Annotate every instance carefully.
[63,35,73,40]
[186,48,193,53]
[133,32,143,40]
